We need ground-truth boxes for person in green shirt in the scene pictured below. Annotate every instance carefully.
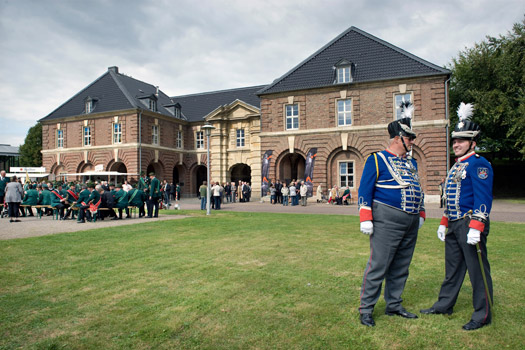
[199,181,207,210]
[21,183,39,216]
[50,182,69,220]
[127,185,145,218]
[146,173,161,218]
[114,184,129,219]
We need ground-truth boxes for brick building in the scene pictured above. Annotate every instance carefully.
[40,26,450,199]
[257,27,450,200]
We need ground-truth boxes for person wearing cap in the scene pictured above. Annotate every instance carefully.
[420,103,494,331]
[21,183,39,216]
[146,172,160,218]
[50,182,68,220]
[357,102,425,327]
[63,183,79,219]
[127,184,146,217]
[114,183,129,219]
[40,183,53,216]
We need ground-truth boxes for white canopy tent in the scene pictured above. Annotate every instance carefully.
[62,171,139,182]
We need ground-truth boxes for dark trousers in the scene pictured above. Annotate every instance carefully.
[431,218,493,323]
[147,198,159,217]
[78,205,92,222]
[214,196,221,209]
[359,202,419,314]
[54,203,66,218]
[8,202,20,219]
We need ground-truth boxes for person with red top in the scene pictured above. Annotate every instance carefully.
[357,102,425,327]
[421,103,493,331]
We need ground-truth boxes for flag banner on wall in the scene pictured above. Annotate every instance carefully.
[261,150,273,196]
[304,148,317,197]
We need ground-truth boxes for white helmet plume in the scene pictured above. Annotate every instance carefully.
[457,102,474,122]
[400,101,414,119]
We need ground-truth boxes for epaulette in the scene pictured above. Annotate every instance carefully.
[475,154,480,158]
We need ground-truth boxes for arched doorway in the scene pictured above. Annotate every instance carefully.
[109,161,128,183]
[146,162,163,179]
[173,167,180,184]
[51,164,66,182]
[279,153,305,185]
[230,163,251,184]
[78,162,94,182]
[195,165,207,196]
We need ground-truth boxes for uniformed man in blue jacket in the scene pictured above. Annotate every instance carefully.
[421,103,494,331]
[357,102,425,327]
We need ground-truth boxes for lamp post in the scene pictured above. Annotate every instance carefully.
[202,123,215,215]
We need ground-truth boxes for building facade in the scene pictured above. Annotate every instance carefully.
[257,27,450,200]
[40,27,450,199]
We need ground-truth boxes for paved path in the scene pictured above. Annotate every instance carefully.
[1,199,522,240]
[0,215,188,240]
[174,198,525,223]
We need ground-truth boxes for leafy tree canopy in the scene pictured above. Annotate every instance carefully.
[19,122,42,166]
[447,16,525,159]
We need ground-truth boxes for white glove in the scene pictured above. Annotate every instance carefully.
[437,225,446,242]
[467,228,481,245]
[360,221,373,235]
[418,217,425,229]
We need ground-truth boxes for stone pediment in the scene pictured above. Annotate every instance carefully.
[205,99,260,121]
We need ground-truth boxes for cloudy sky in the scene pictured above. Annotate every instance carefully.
[1,0,523,148]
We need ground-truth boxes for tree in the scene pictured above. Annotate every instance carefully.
[19,122,42,166]
[448,16,525,159]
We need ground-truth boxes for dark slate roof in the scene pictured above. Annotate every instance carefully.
[0,144,20,156]
[171,85,266,122]
[40,67,179,121]
[258,26,450,95]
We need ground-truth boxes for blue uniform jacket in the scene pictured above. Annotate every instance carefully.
[441,151,493,232]
[358,149,425,222]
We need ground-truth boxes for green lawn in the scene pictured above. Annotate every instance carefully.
[1,212,524,350]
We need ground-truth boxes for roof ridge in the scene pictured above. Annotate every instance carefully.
[352,27,448,73]
[40,70,111,120]
[258,26,357,94]
[172,84,267,99]
[258,26,449,95]
[109,70,139,109]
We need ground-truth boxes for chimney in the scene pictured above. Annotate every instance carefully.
[108,66,119,73]
[155,86,159,97]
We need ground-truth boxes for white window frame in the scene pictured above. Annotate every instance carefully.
[113,122,122,144]
[57,129,64,148]
[196,131,204,149]
[149,99,157,112]
[337,66,351,83]
[337,98,352,126]
[83,126,91,146]
[152,125,159,145]
[394,93,413,120]
[285,104,299,130]
[338,160,355,188]
[85,100,92,114]
[236,129,245,147]
[176,130,183,149]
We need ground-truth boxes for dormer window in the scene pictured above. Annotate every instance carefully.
[84,97,97,114]
[164,103,182,118]
[149,99,157,112]
[337,67,351,83]
[138,94,158,112]
[334,59,354,84]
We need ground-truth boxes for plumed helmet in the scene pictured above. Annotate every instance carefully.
[451,102,481,140]
[388,101,416,138]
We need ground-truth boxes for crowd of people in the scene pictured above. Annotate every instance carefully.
[0,171,180,223]
[198,180,252,210]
